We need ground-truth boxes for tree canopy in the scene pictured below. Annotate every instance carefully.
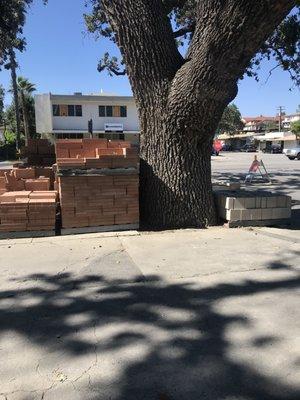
[217,104,244,135]
[0,0,34,67]
[85,1,299,86]
[291,119,300,137]
[0,85,4,125]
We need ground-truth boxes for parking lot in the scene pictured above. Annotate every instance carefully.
[212,151,300,202]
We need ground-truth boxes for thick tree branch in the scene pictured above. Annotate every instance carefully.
[101,0,184,102]
[173,25,195,38]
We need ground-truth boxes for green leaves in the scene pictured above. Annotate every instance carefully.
[0,0,33,67]
[217,104,244,135]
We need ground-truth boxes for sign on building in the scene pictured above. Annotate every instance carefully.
[104,123,124,132]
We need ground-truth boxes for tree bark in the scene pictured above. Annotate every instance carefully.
[101,0,295,229]
[20,91,29,146]
[9,48,21,152]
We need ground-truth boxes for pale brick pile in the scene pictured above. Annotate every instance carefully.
[0,191,57,232]
[216,190,292,225]
[57,138,139,230]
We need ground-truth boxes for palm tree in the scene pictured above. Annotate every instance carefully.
[9,49,21,151]
[17,76,36,145]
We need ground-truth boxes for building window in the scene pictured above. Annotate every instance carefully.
[53,105,60,116]
[75,105,82,117]
[99,106,106,117]
[120,106,127,117]
[68,105,75,116]
[106,106,113,117]
[52,104,82,117]
[99,105,127,117]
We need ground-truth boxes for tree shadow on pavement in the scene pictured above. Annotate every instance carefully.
[0,260,299,399]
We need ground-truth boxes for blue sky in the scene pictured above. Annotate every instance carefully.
[0,0,299,116]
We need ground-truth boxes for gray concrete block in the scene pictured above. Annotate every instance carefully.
[234,198,246,209]
[225,197,235,210]
[272,208,291,219]
[276,196,287,208]
[244,197,256,209]
[261,208,273,220]
[261,197,267,208]
[250,209,262,220]
[226,209,241,221]
[266,196,277,208]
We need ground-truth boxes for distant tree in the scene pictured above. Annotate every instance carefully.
[0,85,4,125]
[86,1,299,229]
[4,92,36,142]
[217,104,244,135]
[0,0,39,150]
[291,120,300,137]
[16,76,36,145]
[296,104,300,113]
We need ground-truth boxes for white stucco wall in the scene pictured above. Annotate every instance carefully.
[35,93,140,134]
[52,102,139,132]
[35,94,53,134]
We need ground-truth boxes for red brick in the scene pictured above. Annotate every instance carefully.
[56,148,69,159]
[88,215,114,227]
[125,147,139,156]
[107,140,131,148]
[69,149,85,158]
[113,175,139,185]
[85,158,112,169]
[25,179,50,191]
[56,140,83,149]
[82,138,108,149]
[0,177,8,190]
[0,192,16,203]
[96,148,124,157]
[13,168,35,180]
[83,149,96,158]
[29,191,58,200]
[115,213,139,225]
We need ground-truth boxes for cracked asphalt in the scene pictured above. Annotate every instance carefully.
[0,226,299,400]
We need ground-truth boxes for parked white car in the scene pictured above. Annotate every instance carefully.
[284,147,300,160]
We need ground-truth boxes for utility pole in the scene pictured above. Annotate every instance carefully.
[277,106,285,132]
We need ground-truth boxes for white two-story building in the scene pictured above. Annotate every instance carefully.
[35,92,140,144]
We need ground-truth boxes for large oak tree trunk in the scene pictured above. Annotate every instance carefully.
[101,0,295,229]
[139,108,218,229]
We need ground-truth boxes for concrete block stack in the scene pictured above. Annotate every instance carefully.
[21,139,55,166]
[0,191,57,232]
[56,139,139,230]
[215,190,292,227]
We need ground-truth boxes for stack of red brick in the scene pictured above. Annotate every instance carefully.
[21,139,55,166]
[56,138,139,229]
[0,191,57,232]
[0,167,55,192]
[56,139,139,169]
[59,174,139,228]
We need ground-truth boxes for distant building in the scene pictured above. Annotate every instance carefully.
[242,116,279,132]
[35,92,140,144]
[282,113,300,130]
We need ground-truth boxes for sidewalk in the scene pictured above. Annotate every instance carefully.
[0,227,299,399]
